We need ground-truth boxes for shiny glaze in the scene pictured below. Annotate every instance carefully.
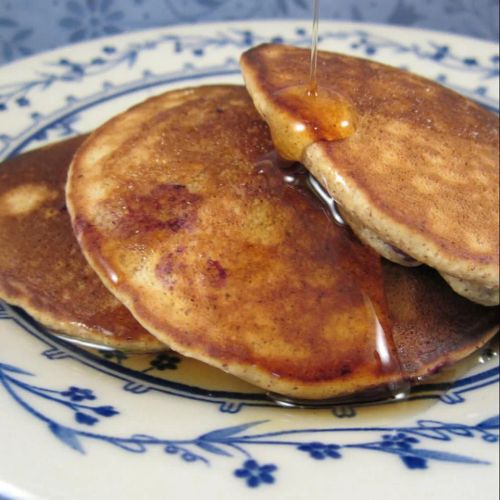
[68,85,410,399]
[270,84,357,160]
[68,85,499,399]
[240,44,500,303]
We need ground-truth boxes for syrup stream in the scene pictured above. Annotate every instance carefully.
[309,0,320,95]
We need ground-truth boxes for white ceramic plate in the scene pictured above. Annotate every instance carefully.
[0,21,498,500]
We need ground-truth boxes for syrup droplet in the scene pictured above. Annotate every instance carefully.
[270,85,358,161]
[267,0,357,161]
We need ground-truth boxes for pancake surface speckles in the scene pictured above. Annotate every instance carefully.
[240,44,500,305]
[67,85,498,399]
[0,136,165,352]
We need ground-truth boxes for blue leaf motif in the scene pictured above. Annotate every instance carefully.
[196,441,232,457]
[199,420,268,441]
[397,448,489,465]
[0,363,33,376]
[93,405,119,417]
[75,412,98,425]
[49,423,84,454]
[401,455,427,469]
[478,415,500,429]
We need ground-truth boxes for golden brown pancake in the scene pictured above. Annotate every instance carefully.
[0,136,165,352]
[240,44,500,306]
[67,85,498,399]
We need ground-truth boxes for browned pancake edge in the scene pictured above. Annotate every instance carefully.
[0,136,166,352]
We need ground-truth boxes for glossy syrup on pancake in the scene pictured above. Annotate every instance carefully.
[268,0,357,161]
[0,136,165,352]
[67,85,413,400]
[248,155,498,405]
[240,44,500,305]
[269,164,499,406]
[261,157,411,402]
[68,85,499,401]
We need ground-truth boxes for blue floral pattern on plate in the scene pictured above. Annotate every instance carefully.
[1,362,498,489]
[0,0,498,66]
[0,22,498,499]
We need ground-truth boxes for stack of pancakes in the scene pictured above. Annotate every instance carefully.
[1,44,498,400]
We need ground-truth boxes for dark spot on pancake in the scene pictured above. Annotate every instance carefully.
[216,107,224,113]
[157,253,174,277]
[206,258,227,287]
[156,246,187,287]
[59,204,67,213]
[156,254,177,286]
[115,183,201,238]
[339,365,352,376]
[167,217,187,232]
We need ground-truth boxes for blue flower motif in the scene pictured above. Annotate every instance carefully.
[381,433,419,450]
[61,386,96,402]
[234,460,277,488]
[149,352,181,371]
[100,349,128,364]
[59,0,124,43]
[297,442,342,460]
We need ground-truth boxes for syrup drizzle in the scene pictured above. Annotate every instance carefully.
[309,0,320,95]
[268,0,357,161]
[268,1,407,404]
[254,153,408,401]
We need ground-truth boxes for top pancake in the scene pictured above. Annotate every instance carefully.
[67,85,498,399]
[240,44,500,305]
[0,136,165,352]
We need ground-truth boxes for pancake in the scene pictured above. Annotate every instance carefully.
[240,44,500,306]
[383,261,497,376]
[0,136,165,352]
[67,85,498,399]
